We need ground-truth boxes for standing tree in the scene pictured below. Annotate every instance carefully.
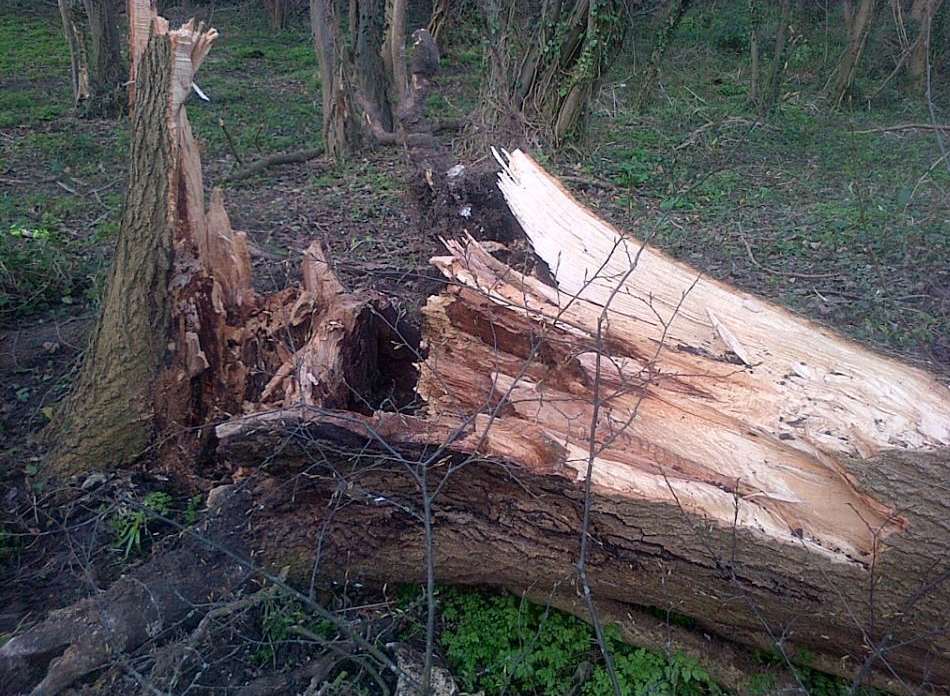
[477,0,628,146]
[749,0,793,116]
[826,0,880,107]
[309,0,440,159]
[58,0,127,116]
[908,0,944,92]
[634,0,692,112]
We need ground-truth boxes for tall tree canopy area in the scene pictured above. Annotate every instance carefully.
[476,0,629,146]
[57,0,126,116]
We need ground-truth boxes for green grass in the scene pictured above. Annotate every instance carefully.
[0,9,72,127]
[572,2,950,358]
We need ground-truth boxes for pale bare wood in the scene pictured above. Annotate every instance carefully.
[410,149,950,564]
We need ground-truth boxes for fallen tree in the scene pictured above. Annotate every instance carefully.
[5,5,950,695]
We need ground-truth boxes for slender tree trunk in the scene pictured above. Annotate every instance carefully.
[635,0,693,112]
[388,0,409,107]
[263,0,289,30]
[908,0,943,93]
[826,0,879,107]
[759,0,791,115]
[355,0,393,133]
[427,0,451,43]
[59,0,92,109]
[749,0,759,104]
[310,0,360,159]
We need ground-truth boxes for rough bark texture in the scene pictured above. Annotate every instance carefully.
[479,0,627,146]
[82,0,127,115]
[215,152,950,691]
[59,0,92,109]
[310,0,360,159]
[59,0,126,116]
[49,14,177,474]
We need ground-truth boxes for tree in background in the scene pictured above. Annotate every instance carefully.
[58,0,126,116]
[749,0,792,116]
[826,0,880,107]
[634,0,692,112]
[477,0,628,146]
[309,0,444,159]
[908,0,944,92]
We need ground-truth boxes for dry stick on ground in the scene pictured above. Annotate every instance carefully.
[853,122,950,134]
[220,147,326,183]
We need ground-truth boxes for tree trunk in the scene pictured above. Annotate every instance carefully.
[58,0,92,109]
[826,0,879,107]
[310,0,360,159]
[427,0,451,44]
[263,0,289,31]
[355,0,393,134]
[59,0,126,116]
[749,0,759,104]
[82,0,126,115]
[759,0,791,115]
[909,0,943,93]
[635,0,692,112]
[23,6,950,695]
[479,0,627,146]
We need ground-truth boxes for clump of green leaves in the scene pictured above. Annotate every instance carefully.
[183,494,204,525]
[585,631,719,696]
[111,491,173,558]
[440,588,593,695]
[438,588,720,696]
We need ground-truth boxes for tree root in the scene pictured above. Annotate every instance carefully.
[0,488,252,696]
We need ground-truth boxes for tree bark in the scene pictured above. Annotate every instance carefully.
[59,0,126,116]
[909,0,943,93]
[479,0,627,146]
[82,0,126,115]
[58,0,92,109]
[826,0,879,107]
[310,0,360,159]
[635,0,692,112]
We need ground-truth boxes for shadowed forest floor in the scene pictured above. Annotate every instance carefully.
[1,1,948,693]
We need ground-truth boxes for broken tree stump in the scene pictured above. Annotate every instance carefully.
[22,3,950,691]
[218,153,950,691]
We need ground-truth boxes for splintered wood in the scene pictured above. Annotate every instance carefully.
[418,150,950,564]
